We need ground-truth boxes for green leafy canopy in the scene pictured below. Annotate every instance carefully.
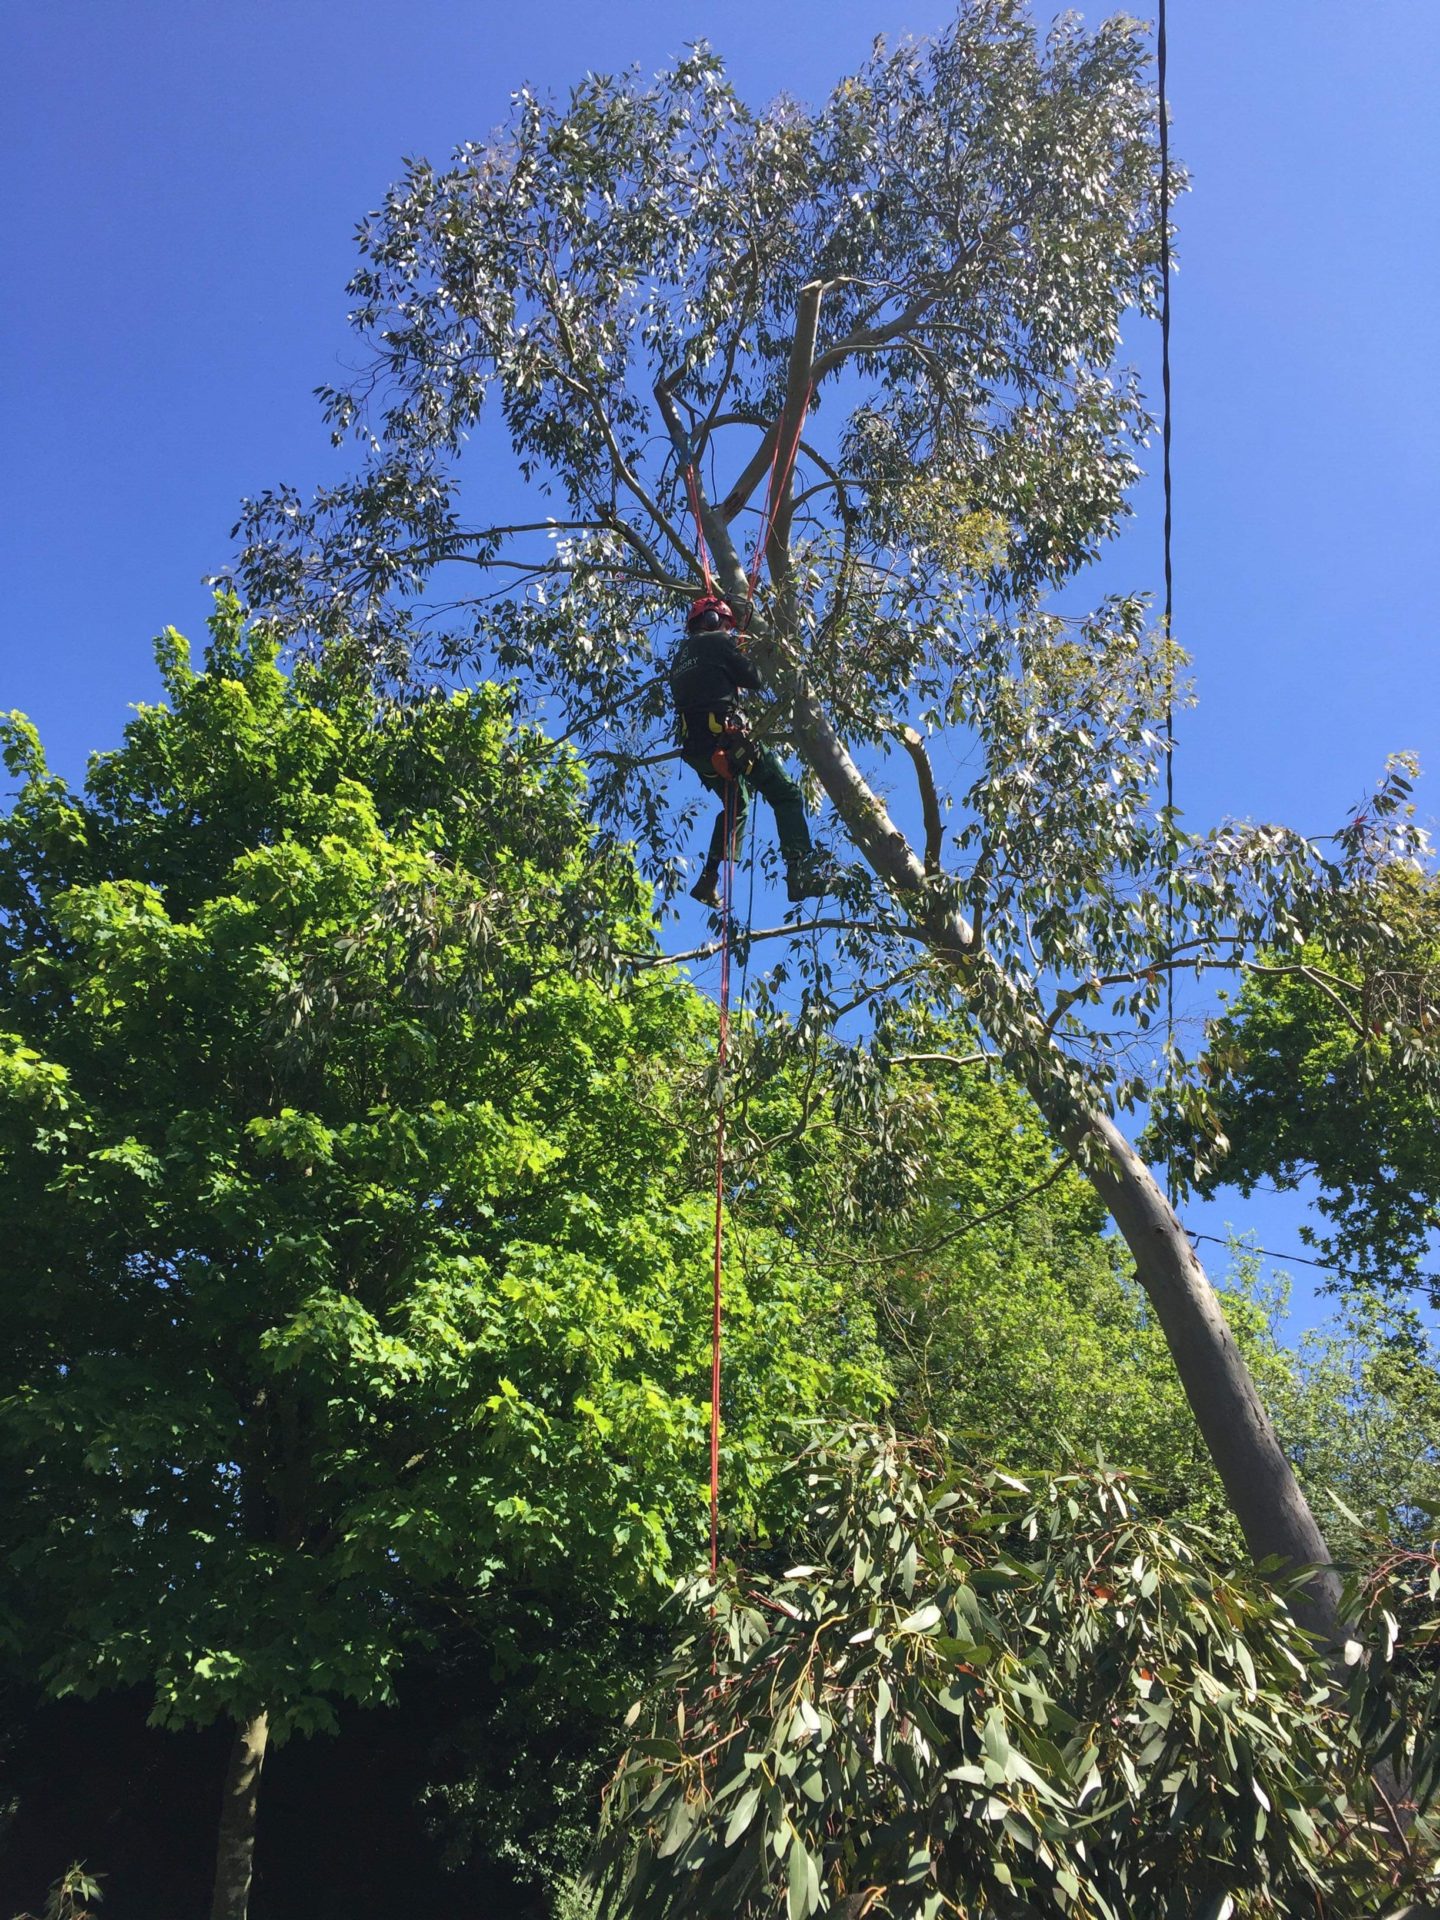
[229,3,1430,1161]
[1198,869,1440,1303]
[0,599,883,1741]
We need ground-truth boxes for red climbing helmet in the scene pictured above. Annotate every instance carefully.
[686,593,737,635]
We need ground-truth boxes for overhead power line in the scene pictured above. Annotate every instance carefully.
[1188,1230,1440,1295]
[1158,0,1178,1207]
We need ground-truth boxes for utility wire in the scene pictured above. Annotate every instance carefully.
[1188,1231,1440,1295]
[1158,0,1179,1206]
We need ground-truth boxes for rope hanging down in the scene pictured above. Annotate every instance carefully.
[708,779,736,1571]
[681,400,809,1572]
[685,463,714,596]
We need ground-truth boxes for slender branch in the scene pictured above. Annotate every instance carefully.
[541,266,693,566]
[888,1050,992,1072]
[553,674,667,746]
[430,549,691,596]
[701,413,857,518]
[718,428,780,527]
[788,475,867,517]
[597,509,683,587]
[824,962,931,1024]
[622,917,895,973]
[692,264,761,451]
[893,725,944,874]
[584,746,683,770]
[1044,941,1260,1034]
[653,377,753,617]
[1244,961,1368,1037]
[860,1153,1078,1267]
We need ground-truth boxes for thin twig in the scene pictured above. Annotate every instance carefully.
[860,1153,1078,1267]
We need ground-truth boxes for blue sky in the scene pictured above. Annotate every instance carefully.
[4,1,1437,1328]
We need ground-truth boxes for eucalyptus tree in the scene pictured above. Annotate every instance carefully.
[232,4,1426,1630]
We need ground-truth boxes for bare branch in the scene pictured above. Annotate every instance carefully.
[1243,961,1368,1037]
[888,1049,993,1072]
[893,725,944,875]
[621,917,896,973]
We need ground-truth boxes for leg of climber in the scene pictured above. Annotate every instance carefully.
[743,747,830,902]
[688,769,749,907]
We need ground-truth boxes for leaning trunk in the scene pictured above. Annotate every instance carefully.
[209,1709,269,1920]
[1068,1109,1341,1637]
[689,386,1343,1643]
[786,669,1344,1640]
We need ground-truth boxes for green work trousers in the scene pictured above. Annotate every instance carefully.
[685,745,812,873]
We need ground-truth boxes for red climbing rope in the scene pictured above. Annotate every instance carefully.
[684,463,714,596]
[686,397,812,1572]
[708,776,736,1571]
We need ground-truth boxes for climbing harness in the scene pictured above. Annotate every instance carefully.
[706,712,753,784]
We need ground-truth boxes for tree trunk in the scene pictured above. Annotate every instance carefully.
[209,1709,269,1920]
[686,373,1344,1645]
[788,676,1342,1638]
[1070,1109,1341,1638]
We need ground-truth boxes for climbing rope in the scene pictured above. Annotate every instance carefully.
[744,387,814,623]
[685,463,715,596]
[708,778,736,1570]
[685,398,810,1570]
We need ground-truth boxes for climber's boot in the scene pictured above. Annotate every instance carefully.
[785,850,837,905]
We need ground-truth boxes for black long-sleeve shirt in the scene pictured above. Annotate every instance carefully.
[669,629,761,714]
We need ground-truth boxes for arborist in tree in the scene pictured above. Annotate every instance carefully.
[670,593,828,908]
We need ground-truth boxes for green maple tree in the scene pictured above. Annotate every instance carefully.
[0,599,881,1919]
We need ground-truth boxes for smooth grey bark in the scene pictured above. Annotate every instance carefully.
[209,1709,270,1920]
[671,287,1343,1645]
[1077,1111,1341,1634]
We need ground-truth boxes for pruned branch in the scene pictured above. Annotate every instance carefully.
[893,724,944,875]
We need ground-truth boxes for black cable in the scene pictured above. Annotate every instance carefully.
[1188,1231,1440,1296]
[1158,0,1178,1206]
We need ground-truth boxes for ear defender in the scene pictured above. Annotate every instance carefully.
[686,593,737,635]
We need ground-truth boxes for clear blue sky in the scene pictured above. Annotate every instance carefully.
[4,1,1437,1327]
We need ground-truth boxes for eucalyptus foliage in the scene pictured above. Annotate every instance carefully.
[591,1429,1434,1919]
[230,4,1427,1151]
[0,600,881,1743]
[1341,1518,1440,1822]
